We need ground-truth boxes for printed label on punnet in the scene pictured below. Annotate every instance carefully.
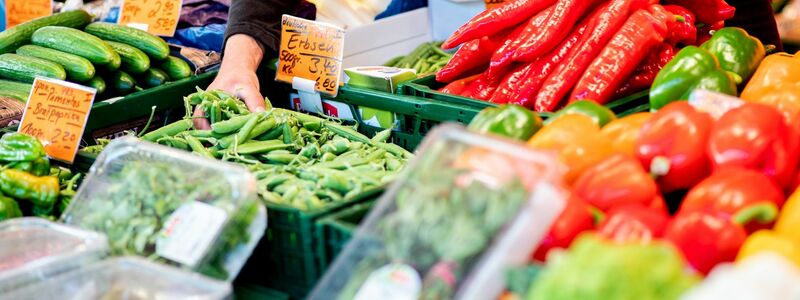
[156,201,228,267]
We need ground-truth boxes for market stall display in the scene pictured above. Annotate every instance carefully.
[383,42,452,76]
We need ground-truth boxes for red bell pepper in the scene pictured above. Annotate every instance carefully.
[532,194,598,261]
[663,0,734,26]
[570,5,670,104]
[696,21,725,45]
[484,7,553,84]
[614,43,676,98]
[512,0,603,62]
[707,103,800,190]
[572,153,663,213]
[598,204,669,243]
[680,167,785,232]
[439,74,481,95]
[532,0,648,111]
[436,34,506,83]
[665,203,778,275]
[442,0,555,49]
[636,102,713,193]
[663,5,697,46]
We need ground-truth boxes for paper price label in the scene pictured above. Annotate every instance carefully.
[485,0,506,9]
[5,0,52,29]
[18,78,95,163]
[119,0,182,37]
[276,15,345,96]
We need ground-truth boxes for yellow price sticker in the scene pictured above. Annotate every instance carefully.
[18,78,95,163]
[119,0,182,37]
[485,0,506,9]
[5,0,52,29]
[275,15,345,97]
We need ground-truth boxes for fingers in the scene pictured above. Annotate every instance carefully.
[193,106,211,130]
[239,86,266,112]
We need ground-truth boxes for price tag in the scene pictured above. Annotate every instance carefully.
[5,0,52,29]
[118,0,182,37]
[485,0,505,9]
[18,78,95,163]
[276,15,345,97]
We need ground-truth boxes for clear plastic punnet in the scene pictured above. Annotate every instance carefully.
[3,256,232,300]
[61,137,267,281]
[309,123,568,300]
[0,218,108,293]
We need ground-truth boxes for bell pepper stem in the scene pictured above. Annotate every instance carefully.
[589,206,605,225]
[765,44,777,54]
[650,156,671,178]
[726,71,743,84]
[674,15,686,23]
[732,203,779,225]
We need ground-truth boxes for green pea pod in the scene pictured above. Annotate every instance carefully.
[544,101,617,127]
[649,46,738,110]
[700,27,765,83]
[0,169,59,208]
[0,195,22,221]
[0,133,45,162]
[468,105,543,141]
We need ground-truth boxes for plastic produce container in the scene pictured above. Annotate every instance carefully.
[3,257,232,300]
[309,124,568,299]
[0,218,108,293]
[61,137,266,281]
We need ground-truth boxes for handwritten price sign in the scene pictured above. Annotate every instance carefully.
[5,0,52,29]
[18,78,95,163]
[485,0,506,9]
[276,15,345,96]
[119,0,182,37]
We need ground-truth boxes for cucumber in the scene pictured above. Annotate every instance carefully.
[107,71,136,96]
[103,52,121,73]
[160,56,192,80]
[0,90,28,102]
[0,79,32,95]
[84,22,170,60]
[86,76,106,95]
[138,68,169,88]
[16,45,96,82]
[0,10,92,54]
[0,53,66,83]
[31,26,119,65]
[105,41,150,75]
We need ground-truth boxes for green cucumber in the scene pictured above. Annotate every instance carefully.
[16,45,96,82]
[107,71,136,96]
[86,76,106,95]
[0,90,28,102]
[31,26,119,65]
[103,52,121,73]
[160,56,192,80]
[0,79,32,95]
[84,22,170,60]
[138,68,169,88]
[0,53,66,83]
[105,41,150,75]
[0,10,92,54]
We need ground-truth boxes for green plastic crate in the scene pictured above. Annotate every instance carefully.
[234,283,290,300]
[398,75,650,116]
[314,201,374,271]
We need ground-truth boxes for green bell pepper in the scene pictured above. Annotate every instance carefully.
[468,105,542,141]
[649,46,738,110]
[701,27,765,83]
[0,169,59,209]
[0,195,22,221]
[544,100,617,127]
[0,133,45,162]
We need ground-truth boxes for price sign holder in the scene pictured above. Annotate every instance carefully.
[485,0,505,9]
[118,0,182,37]
[5,0,52,29]
[275,14,345,104]
[18,77,95,163]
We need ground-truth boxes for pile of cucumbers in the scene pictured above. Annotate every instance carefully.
[0,10,193,101]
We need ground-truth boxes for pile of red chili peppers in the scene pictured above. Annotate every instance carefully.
[437,0,735,112]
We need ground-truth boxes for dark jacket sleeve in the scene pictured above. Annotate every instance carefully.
[224,0,302,55]
[725,0,783,51]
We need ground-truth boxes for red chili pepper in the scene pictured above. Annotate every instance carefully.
[489,63,535,105]
[442,0,556,49]
[680,167,785,232]
[663,5,697,46]
[532,0,647,111]
[532,194,598,261]
[436,34,506,83]
[696,21,725,45]
[484,7,553,84]
[665,204,778,275]
[663,0,734,26]
[614,43,676,98]
[570,5,670,104]
[572,154,663,214]
[463,74,499,100]
[512,0,603,62]
[439,74,481,95]
[636,102,713,193]
[598,204,669,243]
[707,103,800,190]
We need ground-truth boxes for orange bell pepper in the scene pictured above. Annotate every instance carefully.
[741,52,800,133]
[528,114,613,184]
[600,112,652,156]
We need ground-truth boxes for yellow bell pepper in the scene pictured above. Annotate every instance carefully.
[741,52,800,132]
[599,112,651,156]
[737,186,800,267]
[528,114,613,184]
